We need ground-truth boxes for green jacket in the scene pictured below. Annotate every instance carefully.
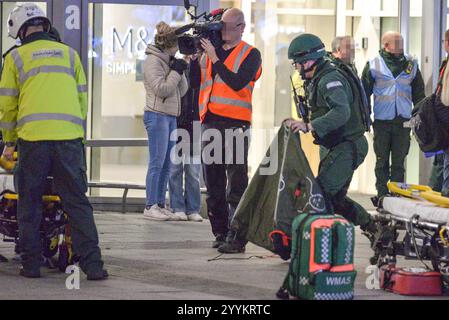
[0,32,87,143]
[307,59,365,146]
[328,55,370,131]
[361,50,426,118]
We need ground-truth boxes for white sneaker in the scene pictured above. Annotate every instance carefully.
[174,212,188,221]
[187,213,203,222]
[143,205,170,221]
[159,207,180,221]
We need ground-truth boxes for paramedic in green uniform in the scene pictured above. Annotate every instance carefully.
[285,33,378,240]
[361,32,425,203]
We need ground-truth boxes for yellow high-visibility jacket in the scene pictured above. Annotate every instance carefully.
[0,32,87,142]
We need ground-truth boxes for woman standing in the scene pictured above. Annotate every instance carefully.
[143,21,188,220]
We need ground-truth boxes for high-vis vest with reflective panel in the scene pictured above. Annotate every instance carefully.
[199,41,261,123]
[0,39,87,142]
[369,55,418,120]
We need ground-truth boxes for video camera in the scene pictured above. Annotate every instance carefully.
[175,0,226,55]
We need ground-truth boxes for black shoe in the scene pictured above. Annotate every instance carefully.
[370,196,380,207]
[87,269,109,281]
[217,241,246,254]
[212,235,226,249]
[362,220,394,250]
[19,267,41,278]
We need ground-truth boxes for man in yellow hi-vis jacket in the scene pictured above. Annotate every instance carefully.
[0,4,107,280]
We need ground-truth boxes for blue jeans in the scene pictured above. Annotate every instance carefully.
[144,111,177,207]
[168,144,201,214]
[443,148,449,196]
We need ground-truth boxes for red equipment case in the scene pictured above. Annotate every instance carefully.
[380,265,443,296]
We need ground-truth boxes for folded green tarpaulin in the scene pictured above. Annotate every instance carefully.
[231,124,329,254]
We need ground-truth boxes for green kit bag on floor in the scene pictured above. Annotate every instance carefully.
[277,213,357,300]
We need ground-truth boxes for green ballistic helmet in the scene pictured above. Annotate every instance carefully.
[288,33,326,64]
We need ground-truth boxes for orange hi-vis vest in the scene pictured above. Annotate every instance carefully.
[199,41,262,123]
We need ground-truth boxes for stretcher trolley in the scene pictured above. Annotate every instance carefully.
[371,182,449,293]
[0,154,75,272]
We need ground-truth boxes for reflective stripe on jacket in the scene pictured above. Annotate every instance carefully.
[199,41,261,123]
[369,55,417,120]
[0,38,87,142]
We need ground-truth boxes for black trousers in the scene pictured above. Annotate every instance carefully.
[16,139,104,273]
[201,122,250,238]
[373,120,411,197]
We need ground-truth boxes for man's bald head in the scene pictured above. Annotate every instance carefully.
[382,31,404,56]
[222,8,245,25]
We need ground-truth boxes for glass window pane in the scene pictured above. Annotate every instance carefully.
[410,0,422,16]
[381,0,398,12]
[346,0,354,10]
[409,17,422,63]
[89,147,146,198]
[380,17,399,34]
[87,3,187,196]
[277,0,336,10]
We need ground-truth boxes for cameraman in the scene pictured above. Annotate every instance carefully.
[198,8,262,253]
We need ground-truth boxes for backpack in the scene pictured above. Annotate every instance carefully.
[337,63,372,132]
[408,94,449,153]
[309,62,371,133]
[277,213,356,300]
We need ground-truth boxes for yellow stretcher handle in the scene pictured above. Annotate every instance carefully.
[420,191,449,208]
[4,193,60,202]
[440,227,449,247]
[387,182,432,198]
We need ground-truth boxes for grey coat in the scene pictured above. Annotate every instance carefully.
[143,45,188,116]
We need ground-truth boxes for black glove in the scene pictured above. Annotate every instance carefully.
[170,58,188,75]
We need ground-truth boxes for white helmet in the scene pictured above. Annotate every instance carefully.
[7,4,51,39]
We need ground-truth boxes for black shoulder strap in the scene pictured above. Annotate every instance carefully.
[436,60,447,96]
[333,63,371,132]
[310,66,336,103]
[2,45,19,60]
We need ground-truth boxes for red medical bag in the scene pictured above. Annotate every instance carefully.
[380,265,443,296]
